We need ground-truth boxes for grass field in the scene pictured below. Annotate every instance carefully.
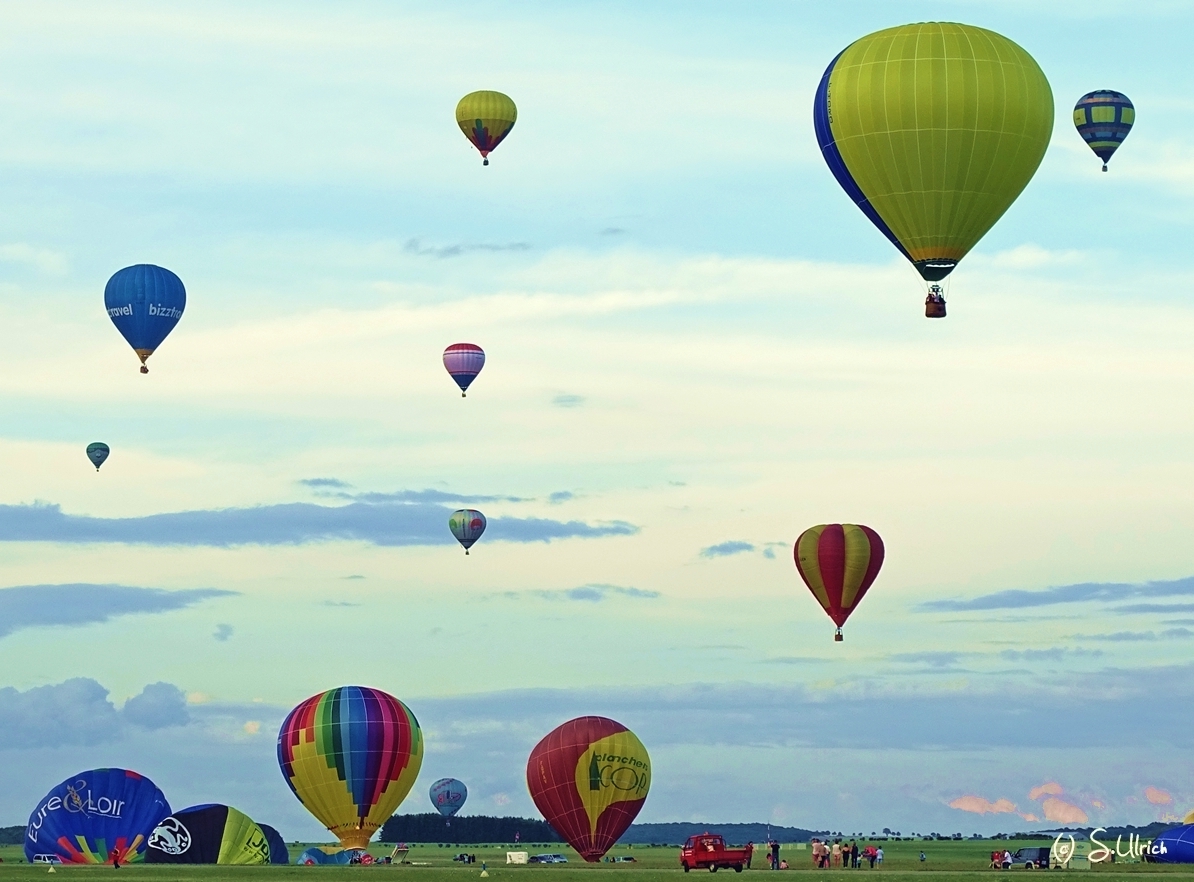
[1,840,1190,881]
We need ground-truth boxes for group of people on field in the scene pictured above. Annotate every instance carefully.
[810,839,884,869]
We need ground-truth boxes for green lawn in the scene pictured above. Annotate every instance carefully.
[1,839,1190,882]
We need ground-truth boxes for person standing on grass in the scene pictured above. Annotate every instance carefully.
[876,847,884,867]
[771,840,780,870]
[832,841,841,868]
[852,842,860,869]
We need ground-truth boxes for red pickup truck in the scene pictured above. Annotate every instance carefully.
[680,833,753,873]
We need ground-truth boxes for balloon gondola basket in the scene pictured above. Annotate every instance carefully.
[925,284,947,318]
[140,365,148,374]
[834,629,843,643]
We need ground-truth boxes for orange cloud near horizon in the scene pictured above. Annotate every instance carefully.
[1145,787,1174,806]
[1042,797,1088,824]
[950,796,1019,815]
[1029,782,1064,800]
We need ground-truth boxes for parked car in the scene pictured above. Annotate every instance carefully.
[1009,847,1051,869]
[529,854,569,864]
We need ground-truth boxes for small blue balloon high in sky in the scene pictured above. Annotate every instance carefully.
[86,442,110,471]
[104,264,186,373]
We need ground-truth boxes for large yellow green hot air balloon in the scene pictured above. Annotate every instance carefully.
[456,91,517,166]
[278,687,423,850]
[814,23,1054,317]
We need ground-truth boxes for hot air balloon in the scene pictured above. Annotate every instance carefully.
[277,685,423,850]
[526,716,650,862]
[1074,90,1134,172]
[449,509,486,555]
[86,442,110,471]
[258,824,290,865]
[24,768,171,865]
[430,778,467,820]
[296,846,357,865]
[793,524,884,642]
[145,804,268,865]
[814,23,1054,318]
[443,343,485,397]
[456,91,517,166]
[104,264,186,373]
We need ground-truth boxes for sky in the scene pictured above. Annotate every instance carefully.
[1,0,1194,842]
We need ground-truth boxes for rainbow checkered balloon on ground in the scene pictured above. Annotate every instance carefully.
[277,686,423,849]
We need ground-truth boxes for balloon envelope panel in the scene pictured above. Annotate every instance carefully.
[1150,825,1194,863]
[814,22,1053,281]
[145,804,269,865]
[258,824,290,864]
[25,768,171,865]
[526,716,650,862]
[430,778,468,817]
[278,686,423,849]
[296,847,357,865]
[104,264,186,365]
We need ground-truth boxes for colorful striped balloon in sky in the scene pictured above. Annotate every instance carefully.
[793,524,885,642]
[443,343,485,397]
[1074,90,1134,171]
[277,686,423,849]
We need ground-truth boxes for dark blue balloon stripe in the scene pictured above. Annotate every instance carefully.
[813,49,911,262]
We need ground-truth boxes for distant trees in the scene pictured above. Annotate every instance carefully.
[0,826,24,845]
[378,814,560,845]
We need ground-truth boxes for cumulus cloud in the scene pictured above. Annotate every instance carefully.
[0,501,635,547]
[0,679,189,748]
[1145,786,1173,805]
[552,394,585,408]
[122,683,190,729]
[1041,797,1088,824]
[1029,782,1064,800]
[0,583,235,639]
[213,623,234,641]
[949,796,1019,815]
[920,576,1194,612]
[700,541,755,558]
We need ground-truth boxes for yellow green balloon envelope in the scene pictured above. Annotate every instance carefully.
[144,804,269,865]
[456,91,517,165]
[814,22,1054,282]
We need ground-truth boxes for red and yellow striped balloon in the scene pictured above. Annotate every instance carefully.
[793,524,884,641]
